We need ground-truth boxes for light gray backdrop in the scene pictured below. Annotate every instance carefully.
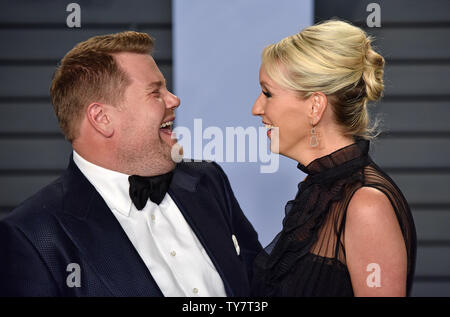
[173,0,314,246]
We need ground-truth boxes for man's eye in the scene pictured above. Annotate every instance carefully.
[262,90,272,98]
[150,90,161,97]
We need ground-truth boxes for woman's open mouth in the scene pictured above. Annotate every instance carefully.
[264,123,275,138]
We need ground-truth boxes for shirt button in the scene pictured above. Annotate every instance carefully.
[151,214,156,221]
[170,251,176,257]
[193,288,198,294]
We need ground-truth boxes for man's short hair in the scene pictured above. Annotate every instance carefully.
[50,31,154,142]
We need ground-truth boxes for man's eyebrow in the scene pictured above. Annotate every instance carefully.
[146,80,165,90]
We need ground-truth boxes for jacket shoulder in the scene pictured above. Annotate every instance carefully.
[176,159,224,178]
[1,177,64,231]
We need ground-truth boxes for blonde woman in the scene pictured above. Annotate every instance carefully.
[251,20,416,297]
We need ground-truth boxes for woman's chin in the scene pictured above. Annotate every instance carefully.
[270,145,280,154]
[268,129,280,154]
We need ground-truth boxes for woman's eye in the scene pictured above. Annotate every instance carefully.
[262,90,272,98]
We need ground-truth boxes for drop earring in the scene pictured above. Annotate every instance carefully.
[310,120,318,148]
[310,102,319,148]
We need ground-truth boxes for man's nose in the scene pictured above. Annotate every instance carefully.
[166,91,180,109]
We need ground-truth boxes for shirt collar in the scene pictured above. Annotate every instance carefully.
[72,150,133,217]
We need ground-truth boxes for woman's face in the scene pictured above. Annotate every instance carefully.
[252,66,312,160]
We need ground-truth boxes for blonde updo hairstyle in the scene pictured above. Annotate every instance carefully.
[262,20,385,139]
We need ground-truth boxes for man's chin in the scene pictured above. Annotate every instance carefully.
[169,142,184,164]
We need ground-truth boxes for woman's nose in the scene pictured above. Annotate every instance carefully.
[252,94,264,116]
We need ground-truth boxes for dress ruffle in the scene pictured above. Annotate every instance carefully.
[252,138,416,296]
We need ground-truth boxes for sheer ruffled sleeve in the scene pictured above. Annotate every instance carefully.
[251,139,417,297]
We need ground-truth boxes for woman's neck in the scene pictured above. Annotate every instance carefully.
[290,133,355,167]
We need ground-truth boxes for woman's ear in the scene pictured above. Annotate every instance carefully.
[86,102,114,138]
[308,92,328,125]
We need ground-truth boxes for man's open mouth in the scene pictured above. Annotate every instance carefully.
[160,120,174,136]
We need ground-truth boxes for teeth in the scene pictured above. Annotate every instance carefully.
[160,121,173,128]
[264,124,275,130]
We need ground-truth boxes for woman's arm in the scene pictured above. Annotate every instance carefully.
[345,186,407,296]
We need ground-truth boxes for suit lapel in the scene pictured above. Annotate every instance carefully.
[169,165,248,296]
[57,158,245,296]
[58,159,163,296]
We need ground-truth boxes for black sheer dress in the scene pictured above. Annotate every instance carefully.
[251,138,417,296]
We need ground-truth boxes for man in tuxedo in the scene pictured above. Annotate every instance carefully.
[0,31,262,296]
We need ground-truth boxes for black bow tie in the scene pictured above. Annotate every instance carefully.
[128,171,174,210]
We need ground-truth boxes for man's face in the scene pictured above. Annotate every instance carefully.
[112,52,180,176]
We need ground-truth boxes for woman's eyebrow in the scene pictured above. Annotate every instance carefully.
[260,81,272,89]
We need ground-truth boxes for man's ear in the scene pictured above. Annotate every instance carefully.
[308,92,328,125]
[86,102,114,138]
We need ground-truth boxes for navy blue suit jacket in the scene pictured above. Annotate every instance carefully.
[0,158,262,296]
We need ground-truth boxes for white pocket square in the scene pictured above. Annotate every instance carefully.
[232,234,240,256]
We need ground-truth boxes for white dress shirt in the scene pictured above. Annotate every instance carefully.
[73,151,227,297]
